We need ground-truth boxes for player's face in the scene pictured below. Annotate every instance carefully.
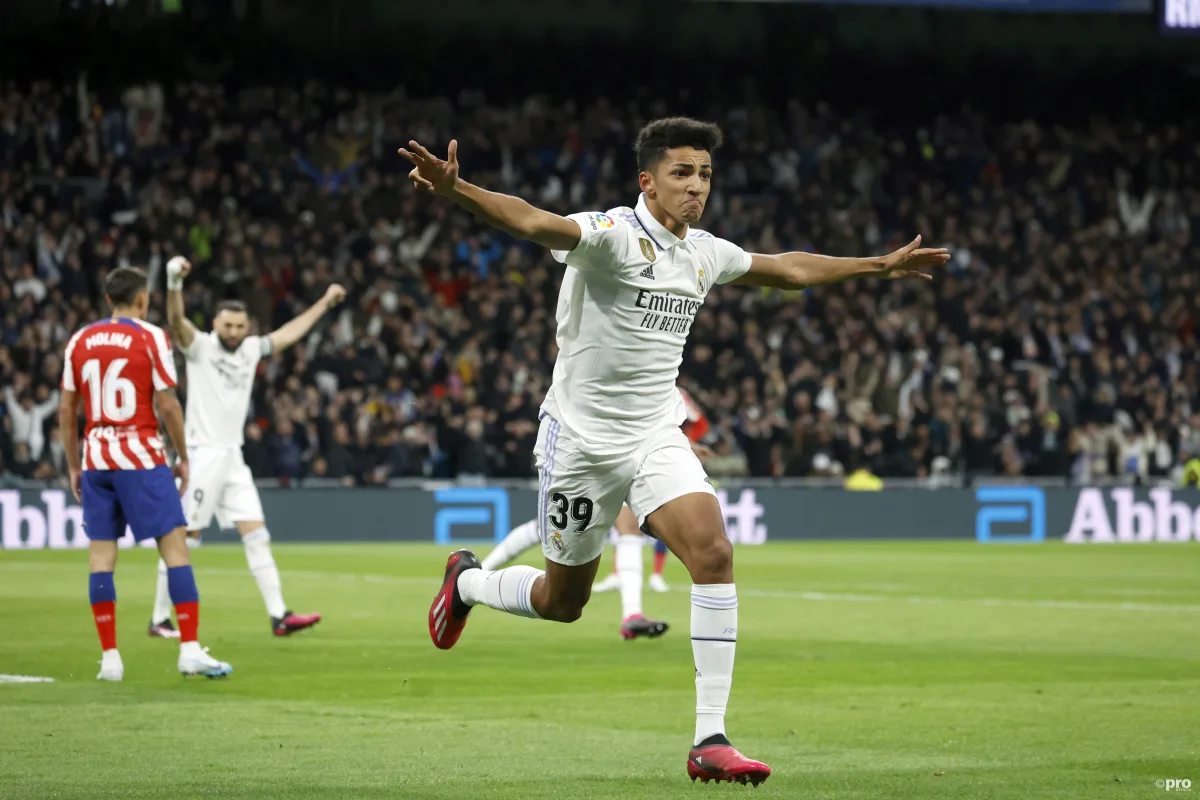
[641,147,712,226]
[213,310,250,352]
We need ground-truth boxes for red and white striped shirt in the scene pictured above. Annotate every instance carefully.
[61,317,177,471]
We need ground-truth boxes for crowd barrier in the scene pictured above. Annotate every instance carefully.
[2,483,1198,549]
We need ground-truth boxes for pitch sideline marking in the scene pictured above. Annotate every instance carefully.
[0,674,55,683]
[2,563,1198,613]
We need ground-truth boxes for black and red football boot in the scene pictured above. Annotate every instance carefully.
[620,614,669,640]
[429,550,481,649]
[687,734,771,787]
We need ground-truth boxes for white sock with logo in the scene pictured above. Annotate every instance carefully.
[242,528,287,619]
[152,559,173,624]
[481,520,543,571]
[457,566,543,619]
[691,583,738,745]
[616,535,644,620]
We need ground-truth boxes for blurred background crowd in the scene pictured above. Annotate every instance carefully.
[1,4,1198,487]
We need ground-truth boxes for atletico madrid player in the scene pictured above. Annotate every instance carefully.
[59,266,232,681]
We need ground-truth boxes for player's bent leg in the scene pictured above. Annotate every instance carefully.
[528,556,600,623]
[480,519,542,571]
[234,519,321,636]
[429,552,601,649]
[429,412,629,649]
[157,528,232,679]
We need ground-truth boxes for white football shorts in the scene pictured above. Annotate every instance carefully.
[182,446,265,531]
[534,412,715,566]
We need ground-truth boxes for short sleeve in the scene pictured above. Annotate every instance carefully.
[180,330,209,361]
[243,335,271,366]
[61,332,81,391]
[712,236,753,285]
[550,212,630,273]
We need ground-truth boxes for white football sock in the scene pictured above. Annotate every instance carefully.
[616,535,644,620]
[179,640,203,659]
[242,528,287,619]
[691,583,738,745]
[457,565,542,619]
[481,519,542,571]
[152,559,173,624]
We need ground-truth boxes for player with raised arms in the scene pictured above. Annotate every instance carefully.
[404,117,948,785]
[145,256,343,638]
[59,266,232,681]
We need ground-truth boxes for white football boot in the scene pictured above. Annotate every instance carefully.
[178,644,233,679]
[96,649,124,682]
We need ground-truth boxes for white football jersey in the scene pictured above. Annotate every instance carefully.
[546,193,751,455]
[181,331,272,449]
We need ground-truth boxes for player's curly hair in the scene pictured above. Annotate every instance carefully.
[634,117,724,172]
[104,267,149,307]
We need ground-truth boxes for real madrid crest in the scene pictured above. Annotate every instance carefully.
[639,238,656,262]
[697,267,707,295]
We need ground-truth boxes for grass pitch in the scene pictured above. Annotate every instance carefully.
[0,540,1197,799]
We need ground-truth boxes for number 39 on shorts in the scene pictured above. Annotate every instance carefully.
[548,493,594,531]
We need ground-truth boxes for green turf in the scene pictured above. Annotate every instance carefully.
[0,541,1198,799]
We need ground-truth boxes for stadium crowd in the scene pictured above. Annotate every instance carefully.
[1,76,1198,485]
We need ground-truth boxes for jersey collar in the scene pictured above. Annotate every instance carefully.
[633,194,690,252]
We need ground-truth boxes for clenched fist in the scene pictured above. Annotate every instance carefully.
[166,256,191,290]
[324,284,347,309]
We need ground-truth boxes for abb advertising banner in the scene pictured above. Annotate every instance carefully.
[0,486,769,550]
[2,485,1199,549]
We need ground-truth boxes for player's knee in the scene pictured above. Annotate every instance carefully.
[544,600,586,623]
[88,542,117,572]
[539,586,590,623]
[687,532,733,583]
[157,527,191,567]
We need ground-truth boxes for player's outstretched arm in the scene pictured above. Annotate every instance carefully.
[267,284,346,353]
[155,388,189,495]
[732,236,951,290]
[399,140,581,252]
[58,390,82,500]
[165,256,197,351]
